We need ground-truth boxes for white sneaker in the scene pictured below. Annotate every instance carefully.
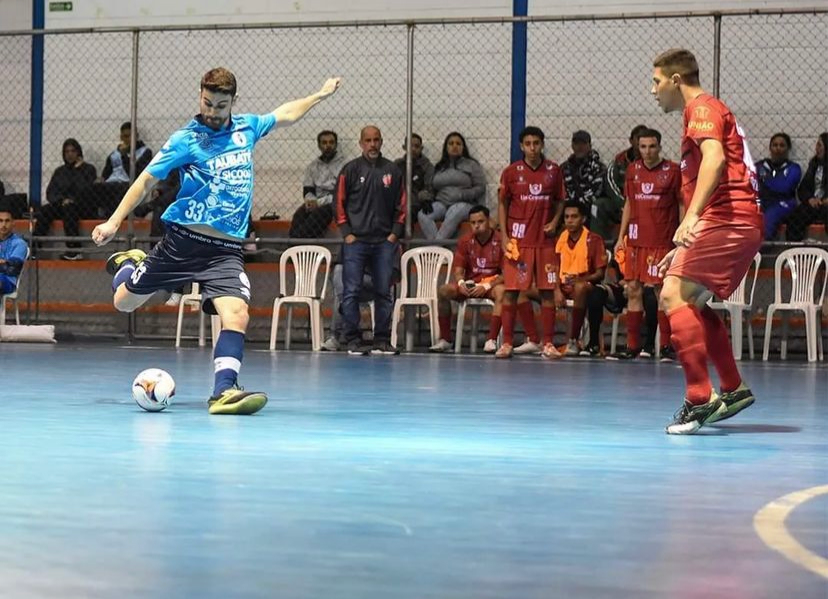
[513,340,542,354]
[564,339,580,356]
[321,337,340,351]
[483,339,497,353]
[429,339,453,353]
[165,292,183,306]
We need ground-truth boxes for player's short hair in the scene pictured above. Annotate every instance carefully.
[317,130,338,145]
[637,128,662,145]
[653,48,700,86]
[519,126,545,143]
[468,205,490,219]
[200,67,237,97]
[630,124,649,140]
[120,121,132,132]
[770,132,792,150]
[563,200,587,216]
[0,202,12,217]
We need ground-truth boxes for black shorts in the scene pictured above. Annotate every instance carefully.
[125,223,250,315]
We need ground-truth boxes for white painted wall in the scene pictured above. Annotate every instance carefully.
[0,0,31,31]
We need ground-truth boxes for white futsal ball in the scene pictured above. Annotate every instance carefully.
[132,368,176,412]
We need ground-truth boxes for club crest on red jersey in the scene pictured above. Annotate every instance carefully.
[529,183,543,195]
[642,182,654,194]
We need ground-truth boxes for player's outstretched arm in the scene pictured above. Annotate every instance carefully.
[272,78,342,127]
[91,170,158,246]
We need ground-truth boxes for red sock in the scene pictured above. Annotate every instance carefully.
[700,305,742,392]
[541,306,556,345]
[501,304,517,346]
[668,304,712,404]
[626,310,643,351]
[438,314,452,342]
[517,301,539,343]
[657,310,672,348]
[487,315,502,341]
[570,307,586,340]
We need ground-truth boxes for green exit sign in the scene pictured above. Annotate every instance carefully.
[49,2,73,11]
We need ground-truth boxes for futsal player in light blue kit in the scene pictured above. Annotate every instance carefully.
[92,68,341,415]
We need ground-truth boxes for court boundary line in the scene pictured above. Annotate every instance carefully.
[753,485,828,580]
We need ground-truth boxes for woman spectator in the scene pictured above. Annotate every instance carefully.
[755,132,801,240]
[786,132,828,242]
[417,132,486,240]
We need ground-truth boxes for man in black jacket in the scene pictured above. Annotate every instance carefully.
[34,138,97,260]
[335,125,406,355]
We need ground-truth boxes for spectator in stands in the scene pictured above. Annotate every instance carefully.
[335,125,405,355]
[430,205,505,353]
[0,203,28,299]
[603,124,648,240]
[554,200,607,356]
[95,122,153,218]
[609,128,681,361]
[289,130,347,239]
[562,130,607,235]
[394,133,434,217]
[417,132,485,240]
[34,138,97,260]
[756,133,802,240]
[786,132,828,242]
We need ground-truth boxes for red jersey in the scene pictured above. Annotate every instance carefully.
[624,159,681,248]
[499,158,565,248]
[452,230,503,283]
[681,94,762,226]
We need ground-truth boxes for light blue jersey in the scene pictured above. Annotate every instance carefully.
[146,113,277,239]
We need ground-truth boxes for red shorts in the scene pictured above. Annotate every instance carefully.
[503,246,558,291]
[667,220,762,299]
[627,245,672,285]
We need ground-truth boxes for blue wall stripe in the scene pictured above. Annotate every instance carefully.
[510,0,528,163]
[29,1,45,207]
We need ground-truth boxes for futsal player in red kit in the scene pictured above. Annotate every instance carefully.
[497,126,566,359]
[652,49,763,434]
[610,128,681,361]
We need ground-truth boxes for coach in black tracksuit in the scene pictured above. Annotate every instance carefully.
[335,125,407,355]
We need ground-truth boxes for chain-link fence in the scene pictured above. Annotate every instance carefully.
[1,10,826,350]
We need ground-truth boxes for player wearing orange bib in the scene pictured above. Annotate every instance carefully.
[497,126,565,359]
[651,49,763,434]
[610,128,681,361]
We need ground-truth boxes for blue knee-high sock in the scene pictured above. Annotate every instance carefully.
[213,329,245,396]
[112,263,135,292]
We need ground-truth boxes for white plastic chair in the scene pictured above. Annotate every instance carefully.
[763,248,828,362]
[0,246,30,325]
[391,246,454,350]
[454,298,498,353]
[269,245,331,352]
[174,282,220,348]
[708,252,762,360]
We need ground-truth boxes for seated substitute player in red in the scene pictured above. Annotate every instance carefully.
[497,126,565,359]
[430,205,505,353]
[652,48,763,434]
[609,128,682,361]
[554,200,607,356]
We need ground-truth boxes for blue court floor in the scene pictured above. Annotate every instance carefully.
[1,343,826,599]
